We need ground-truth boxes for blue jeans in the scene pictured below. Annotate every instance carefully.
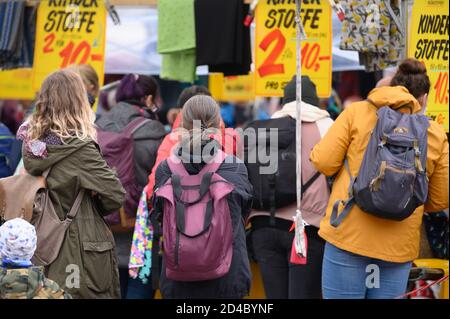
[322,242,412,299]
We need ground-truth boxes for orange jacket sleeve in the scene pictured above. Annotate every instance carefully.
[310,106,353,177]
[425,125,449,212]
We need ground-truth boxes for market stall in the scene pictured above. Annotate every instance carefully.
[0,0,448,300]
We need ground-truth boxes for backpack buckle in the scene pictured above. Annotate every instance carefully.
[378,135,388,148]
[414,140,421,156]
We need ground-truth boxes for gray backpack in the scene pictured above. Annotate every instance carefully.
[331,105,430,227]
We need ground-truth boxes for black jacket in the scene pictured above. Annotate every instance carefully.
[153,147,253,298]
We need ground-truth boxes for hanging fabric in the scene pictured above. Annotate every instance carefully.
[339,0,404,72]
[195,0,251,76]
[157,0,197,83]
[129,186,154,284]
[0,1,36,70]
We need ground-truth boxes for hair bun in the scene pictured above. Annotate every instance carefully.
[398,58,427,75]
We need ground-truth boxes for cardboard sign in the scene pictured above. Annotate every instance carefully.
[0,69,36,100]
[254,0,332,97]
[209,73,255,102]
[32,0,106,93]
[409,0,449,132]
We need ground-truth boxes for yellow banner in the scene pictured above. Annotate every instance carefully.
[254,0,332,98]
[408,0,449,132]
[32,0,106,92]
[0,69,36,100]
[209,73,255,102]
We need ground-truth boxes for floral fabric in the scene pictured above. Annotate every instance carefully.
[339,0,404,71]
[129,186,154,284]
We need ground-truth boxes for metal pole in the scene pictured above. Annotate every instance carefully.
[295,0,302,212]
[401,0,411,59]
[294,0,306,257]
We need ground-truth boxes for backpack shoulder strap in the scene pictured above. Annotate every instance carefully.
[329,159,356,227]
[301,171,321,198]
[66,189,86,220]
[123,117,151,137]
[42,168,51,179]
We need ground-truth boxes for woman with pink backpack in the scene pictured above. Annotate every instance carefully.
[151,95,253,298]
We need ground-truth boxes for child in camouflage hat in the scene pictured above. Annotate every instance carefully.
[0,218,71,299]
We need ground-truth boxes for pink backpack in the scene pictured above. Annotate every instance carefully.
[155,150,234,281]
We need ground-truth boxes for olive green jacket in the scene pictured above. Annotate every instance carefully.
[23,138,125,299]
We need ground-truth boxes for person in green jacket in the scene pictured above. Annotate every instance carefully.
[17,69,126,299]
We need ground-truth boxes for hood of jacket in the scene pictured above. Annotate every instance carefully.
[0,266,45,299]
[366,86,423,113]
[272,101,331,122]
[96,101,166,140]
[23,137,92,176]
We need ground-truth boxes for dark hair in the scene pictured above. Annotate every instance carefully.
[115,74,159,103]
[177,85,211,109]
[391,59,431,99]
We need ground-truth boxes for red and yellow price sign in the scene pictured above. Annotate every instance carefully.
[254,0,332,97]
[209,73,255,102]
[32,0,106,92]
[409,0,449,132]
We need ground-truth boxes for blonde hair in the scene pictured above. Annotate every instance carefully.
[27,69,97,142]
[66,64,99,97]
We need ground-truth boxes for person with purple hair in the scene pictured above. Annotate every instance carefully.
[96,74,166,299]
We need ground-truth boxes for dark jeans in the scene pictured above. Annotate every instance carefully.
[119,267,155,299]
[251,223,325,299]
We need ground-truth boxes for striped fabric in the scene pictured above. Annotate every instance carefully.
[0,123,14,178]
[0,1,36,69]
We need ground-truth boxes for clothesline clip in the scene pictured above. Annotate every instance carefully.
[105,0,120,25]
[293,210,307,257]
[244,0,259,27]
[328,0,345,22]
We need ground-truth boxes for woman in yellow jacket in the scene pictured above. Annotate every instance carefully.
[310,59,449,299]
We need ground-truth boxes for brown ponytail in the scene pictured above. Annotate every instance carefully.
[391,58,431,99]
[180,95,221,154]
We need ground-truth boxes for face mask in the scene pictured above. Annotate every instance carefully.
[421,94,428,115]
[87,93,96,107]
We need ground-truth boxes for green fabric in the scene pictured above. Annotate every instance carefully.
[23,138,125,299]
[157,0,196,83]
[161,50,197,83]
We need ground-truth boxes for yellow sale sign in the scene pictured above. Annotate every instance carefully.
[409,0,449,132]
[254,0,332,97]
[32,0,106,91]
[0,69,36,100]
[209,73,255,102]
